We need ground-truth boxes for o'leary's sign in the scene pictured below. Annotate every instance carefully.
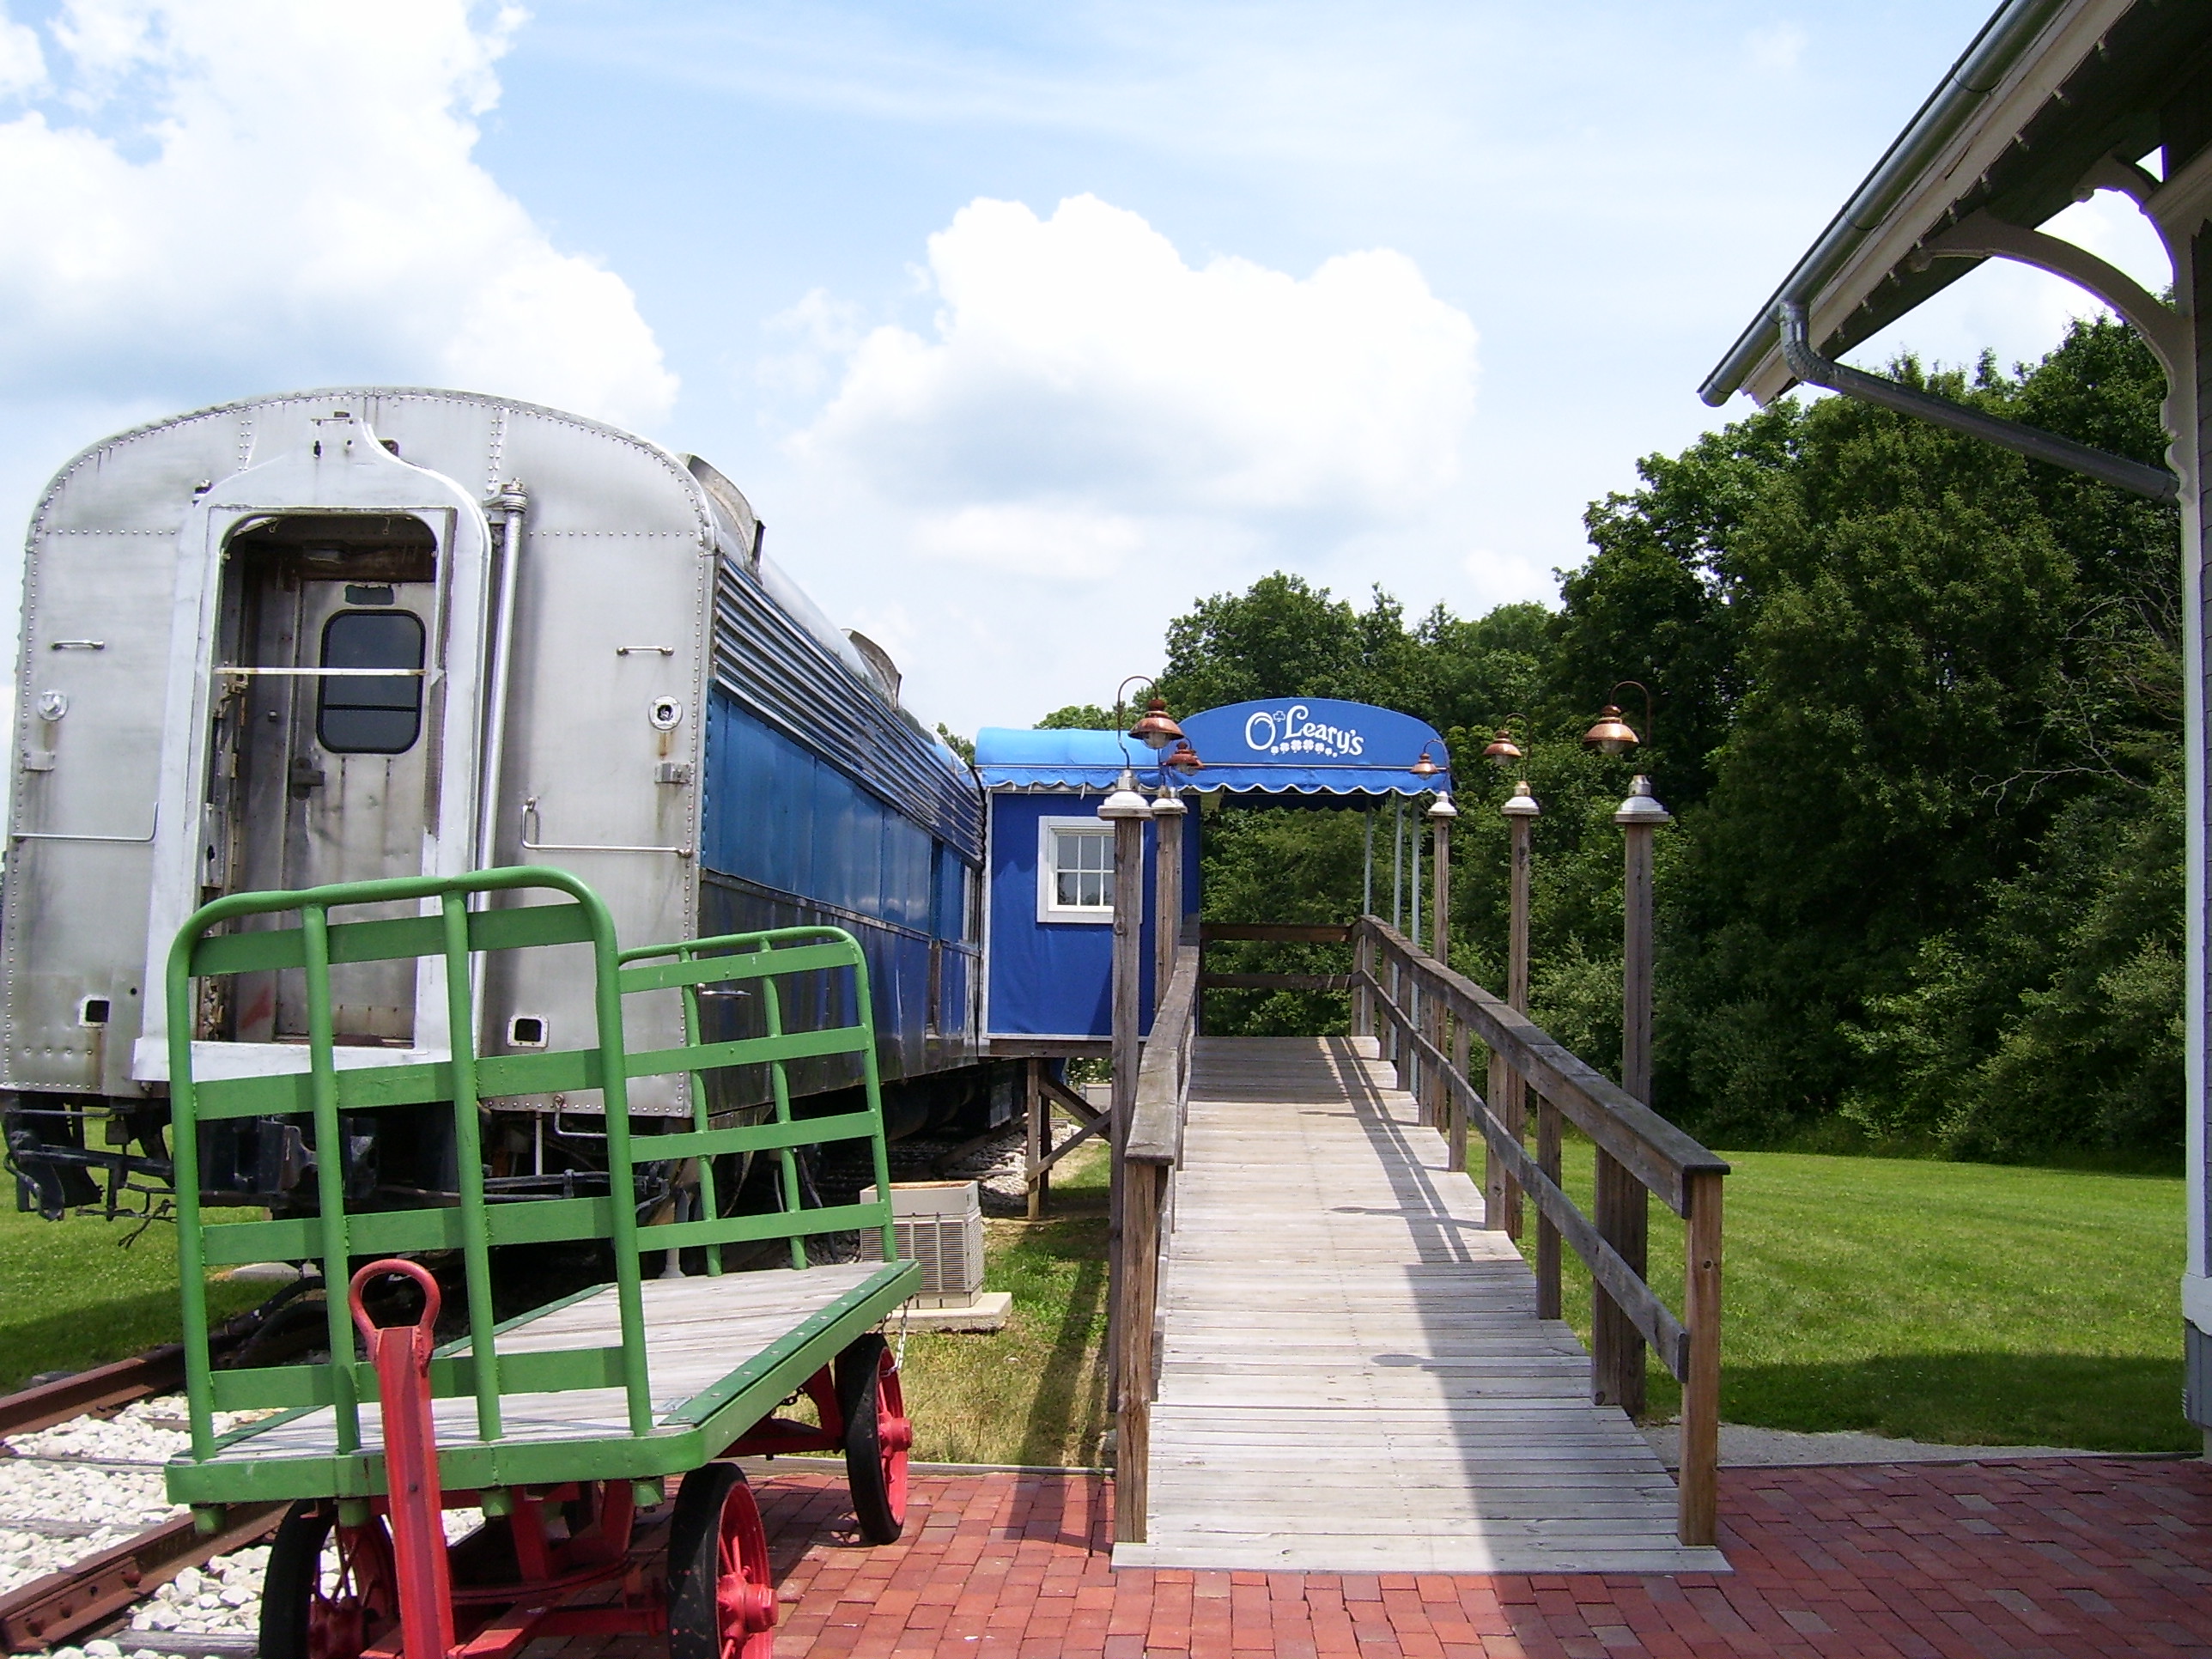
[1239,703,1368,758]
[1176,698,1451,794]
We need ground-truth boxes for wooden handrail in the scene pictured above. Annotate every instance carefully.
[1359,918,1725,1213]
[1198,922,1352,944]
[1128,944,1202,1164]
[1355,915,1728,1549]
[1115,939,1201,1545]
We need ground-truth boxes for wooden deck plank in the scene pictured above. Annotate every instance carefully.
[1117,1035,1728,1576]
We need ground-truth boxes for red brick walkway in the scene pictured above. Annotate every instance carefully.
[744,1457,2212,1658]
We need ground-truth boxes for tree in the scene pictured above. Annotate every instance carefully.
[1034,703,1118,730]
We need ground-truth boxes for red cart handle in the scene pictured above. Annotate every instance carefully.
[349,1257,442,1344]
[348,1256,456,1659]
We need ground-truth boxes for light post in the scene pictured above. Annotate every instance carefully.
[1422,790,1455,1133]
[1152,741,1202,997]
[1098,766,1151,1418]
[1583,684,1666,1415]
[1478,721,1540,1243]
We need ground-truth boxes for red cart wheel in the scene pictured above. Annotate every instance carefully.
[260,1501,400,1659]
[667,1464,775,1659]
[836,1333,910,1544]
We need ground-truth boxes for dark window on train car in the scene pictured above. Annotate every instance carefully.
[317,611,425,753]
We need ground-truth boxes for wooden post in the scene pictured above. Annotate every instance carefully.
[1152,791,1185,997]
[1101,781,1150,1414]
[1352,926,1372,1040]
[1449,1020,1471,1173]
[1115,1159,1164,1542]
[1536,1095,1562,1319]
[1024,1057,1048,1221]
[1485,1046,1507,1227]
[1502,793,1536,1242]
[1678,1168,1723,1547]
[1595,776,1668,1416]
[1425,800,1454,1130]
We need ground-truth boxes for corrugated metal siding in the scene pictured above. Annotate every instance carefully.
[712,559,981,860]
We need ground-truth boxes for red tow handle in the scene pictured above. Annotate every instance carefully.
[350,1259,455,1659]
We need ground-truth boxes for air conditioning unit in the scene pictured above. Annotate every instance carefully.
[860,1181,984,1305]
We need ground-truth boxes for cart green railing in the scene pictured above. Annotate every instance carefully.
[161,866,921,1659]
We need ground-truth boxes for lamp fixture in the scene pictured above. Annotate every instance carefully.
[1583,681,1654,757]
[1128,695,1183,752]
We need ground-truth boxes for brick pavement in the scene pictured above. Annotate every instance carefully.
[541,1456,2212,1657]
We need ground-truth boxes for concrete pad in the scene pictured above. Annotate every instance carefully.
[886,1291,1012,1333]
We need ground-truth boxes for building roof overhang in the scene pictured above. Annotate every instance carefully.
[1703,0,2210,409]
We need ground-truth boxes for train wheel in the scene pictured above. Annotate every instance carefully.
[666,1464,775,1659]
[259,1500,399,1659]
[835,1334,910,1544]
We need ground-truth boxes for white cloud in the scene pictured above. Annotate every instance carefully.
[759,193,1481,729]
[0,5,43,97]
[787,195,1478,542]
[0,0,675,428]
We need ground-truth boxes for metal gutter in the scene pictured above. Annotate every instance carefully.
[1700,0,2074,406]
[1775,301,2177,501]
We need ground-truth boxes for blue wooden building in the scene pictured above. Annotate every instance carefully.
[975,699,1452,1053]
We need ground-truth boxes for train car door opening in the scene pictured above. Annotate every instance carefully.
[134,407,499,1085]
[209,514,440,1046]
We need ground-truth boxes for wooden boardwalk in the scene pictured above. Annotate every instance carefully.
[1113,1036,1729,1575]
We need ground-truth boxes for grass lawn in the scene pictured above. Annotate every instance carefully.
[1543,1139,2194,1452]
[0,1205,269,1394]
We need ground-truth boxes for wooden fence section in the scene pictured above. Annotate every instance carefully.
[1196,921,1352,995]
[1354,918,1729,1546]
[1115,937,1201,1545]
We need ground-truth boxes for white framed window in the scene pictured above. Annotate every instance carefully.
[1038,816,1115,923]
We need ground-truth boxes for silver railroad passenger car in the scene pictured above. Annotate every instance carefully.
[3,388,988,1218]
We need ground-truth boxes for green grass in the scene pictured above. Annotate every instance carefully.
[893,1140,1112,1468]
[1539,1139,2194,1452]
[0,1206,270,1393]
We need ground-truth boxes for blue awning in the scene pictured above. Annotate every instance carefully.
[973,727,1132,791]
[975,698,1452,797]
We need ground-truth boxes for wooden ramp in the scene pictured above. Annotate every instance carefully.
[1113,1036,1729,1575]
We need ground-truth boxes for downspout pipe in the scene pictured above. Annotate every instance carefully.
[1776,301,2178,504]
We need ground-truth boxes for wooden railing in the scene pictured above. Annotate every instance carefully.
[1114,936,1202,1544]
[1354,917,1729,1547]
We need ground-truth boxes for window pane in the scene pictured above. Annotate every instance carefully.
[318,610,424,754]
[1052,828,1117,911]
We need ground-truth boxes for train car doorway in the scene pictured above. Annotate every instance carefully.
[208,514,441,1046]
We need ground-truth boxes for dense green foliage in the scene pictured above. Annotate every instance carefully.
[1073,318,2183,1158]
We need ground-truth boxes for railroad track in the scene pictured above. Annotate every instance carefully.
[0,1496,284,1654]
[0,1323,289,1654]
[0,1349,189,1442]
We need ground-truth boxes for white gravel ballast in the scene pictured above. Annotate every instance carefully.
[2,1395,280,1656]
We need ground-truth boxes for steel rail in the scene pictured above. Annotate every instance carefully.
[0,1501,286,1651]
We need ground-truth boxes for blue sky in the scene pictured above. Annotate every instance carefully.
[0,1,2172,735]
